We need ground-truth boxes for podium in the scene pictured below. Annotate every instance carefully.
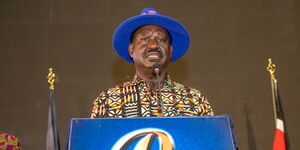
[67,115,238,150]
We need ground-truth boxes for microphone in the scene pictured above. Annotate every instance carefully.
[152,64,164,116]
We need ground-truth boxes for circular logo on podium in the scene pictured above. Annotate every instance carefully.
[112,128,175,150]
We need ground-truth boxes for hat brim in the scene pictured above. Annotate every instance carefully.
[112,14,190,63]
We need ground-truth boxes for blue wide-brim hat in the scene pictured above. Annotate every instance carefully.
[112,8,190,63]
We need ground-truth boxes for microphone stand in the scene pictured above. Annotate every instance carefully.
[154,65,164,116]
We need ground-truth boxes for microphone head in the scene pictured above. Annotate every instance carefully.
[152,63,160,69]
[152,63,161,73]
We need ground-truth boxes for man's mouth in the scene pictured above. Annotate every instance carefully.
[145,51,161,59]
[146,52,160,58]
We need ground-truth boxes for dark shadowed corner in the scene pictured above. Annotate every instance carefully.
[243,102,257,150]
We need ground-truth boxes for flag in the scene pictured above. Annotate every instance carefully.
[267,59,288,150]
[272,80,288,150]
[46,68,60,150]
[273,119,285,150]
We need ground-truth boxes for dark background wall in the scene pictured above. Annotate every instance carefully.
[0,0,299,149]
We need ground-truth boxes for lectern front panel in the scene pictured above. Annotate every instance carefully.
[67,116,237,150]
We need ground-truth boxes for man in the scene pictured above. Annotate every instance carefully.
[91,8,213,118]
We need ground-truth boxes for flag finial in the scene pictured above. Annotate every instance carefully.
[267,58,276,80]
[47,68,55,90]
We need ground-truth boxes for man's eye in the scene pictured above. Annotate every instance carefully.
[141,37,149,41]
[157,38,165,43]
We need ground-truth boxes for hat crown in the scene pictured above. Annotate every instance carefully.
[140,8,160,15]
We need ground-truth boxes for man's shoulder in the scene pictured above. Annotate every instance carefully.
[98,81,134,95]
[171,81,202,94]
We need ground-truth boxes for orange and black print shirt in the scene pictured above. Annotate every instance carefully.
[91,75,214,118]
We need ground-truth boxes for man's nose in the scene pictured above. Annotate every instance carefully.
[148,39,158,48]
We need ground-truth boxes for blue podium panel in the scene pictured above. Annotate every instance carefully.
[67,116,237,150]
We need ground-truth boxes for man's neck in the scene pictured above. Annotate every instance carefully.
[135,68,167,90]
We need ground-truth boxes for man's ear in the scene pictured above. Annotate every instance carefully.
[129,43,134,58]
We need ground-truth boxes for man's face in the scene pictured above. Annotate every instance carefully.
[129,25,172,69]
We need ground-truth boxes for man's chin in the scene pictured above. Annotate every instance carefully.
[142,59,162,68]
[148,58,161,64]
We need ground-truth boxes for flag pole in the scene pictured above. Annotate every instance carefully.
[46,68,61,150]
[267,59,288,150]
[267,58,277,126]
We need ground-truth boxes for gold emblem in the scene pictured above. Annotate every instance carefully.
[267,58,276,80]
[112,128,174,150]
[148,11,156,15]
[47,68,55,90]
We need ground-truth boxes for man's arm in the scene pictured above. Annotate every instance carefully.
[90,91,108,118]
[190,88,214,116]
[200,97,214,116]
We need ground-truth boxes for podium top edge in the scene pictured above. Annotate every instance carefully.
[70,115,232,121]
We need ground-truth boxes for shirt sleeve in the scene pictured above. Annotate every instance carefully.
[190,88,214,116]
[90,91,108,118]
[200,97,214,116]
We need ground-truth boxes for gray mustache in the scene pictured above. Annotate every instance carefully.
[143,48,163,58]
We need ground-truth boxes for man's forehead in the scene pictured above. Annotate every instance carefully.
[130,25,172,44]
[135,25,169,35]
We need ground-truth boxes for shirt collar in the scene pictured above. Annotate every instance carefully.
[132,73,173,88]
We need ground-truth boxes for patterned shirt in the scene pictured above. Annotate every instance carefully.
[0,132,21,150]
[91,74,214,118]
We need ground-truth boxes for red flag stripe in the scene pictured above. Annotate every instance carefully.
[273,119,286,150]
